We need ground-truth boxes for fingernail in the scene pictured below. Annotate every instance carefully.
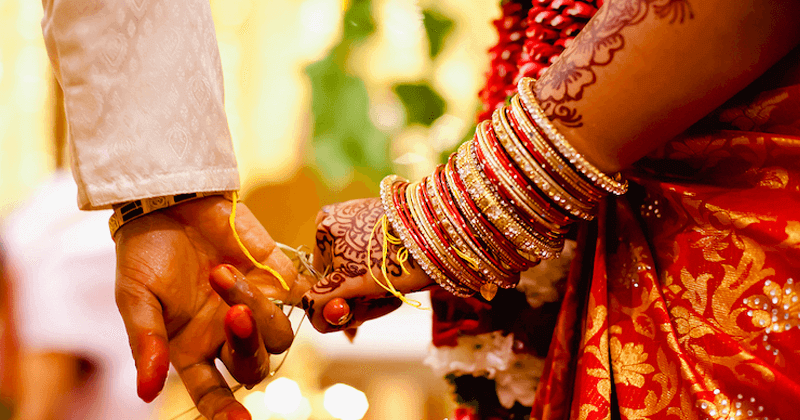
[215,264,238,290]
[226,407,252,420]
[323,298,352,326]
[136,333,169,403]
[227,305,254,339]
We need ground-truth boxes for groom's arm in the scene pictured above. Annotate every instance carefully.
[40,0,240,210]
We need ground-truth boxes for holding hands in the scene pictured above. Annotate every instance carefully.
[114,196,312,420]
[114,195,431,419]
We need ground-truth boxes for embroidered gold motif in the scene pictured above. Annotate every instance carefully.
[610,337,654,388]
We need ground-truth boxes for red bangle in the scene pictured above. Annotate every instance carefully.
[446,153,532,271]
[432,165,516,277]
[416,177,485,290]
[382,175,473,297]
[393,182,446,276]
[477,121,572,233]
[506,99,602,204]
[483,116,572,225]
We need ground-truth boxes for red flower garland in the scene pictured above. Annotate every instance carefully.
[477,0,602,122]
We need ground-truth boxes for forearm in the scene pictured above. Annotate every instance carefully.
[41,0,239,209]
[535,0,800,172]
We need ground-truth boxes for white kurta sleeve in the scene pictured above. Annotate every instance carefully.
[41,0,240,210]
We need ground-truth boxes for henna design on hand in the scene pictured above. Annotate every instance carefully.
[313,199,414,295]
[535,0,693,126]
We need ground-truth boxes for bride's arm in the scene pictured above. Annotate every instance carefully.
[302,0,800,331]
[535,0,800,173]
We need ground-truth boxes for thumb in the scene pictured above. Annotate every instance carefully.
[301,269,406,333]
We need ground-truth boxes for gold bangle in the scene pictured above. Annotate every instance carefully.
[406,180,483,292]
[379,175,474,297]
[425,171,513,285]
[457,141,563,260]
[477,118,571,231]
[492,107,595,220]
[509,95,604,203]
[517,77,628,196]
[444,158,528,273]
[109,191,234,238]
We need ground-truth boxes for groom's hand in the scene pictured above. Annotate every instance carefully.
[301,198,434,333]
[114,195,312,420]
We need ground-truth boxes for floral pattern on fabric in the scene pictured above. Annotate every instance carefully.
[531,84,800,419]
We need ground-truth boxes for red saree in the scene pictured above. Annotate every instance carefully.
[532,84,800,419]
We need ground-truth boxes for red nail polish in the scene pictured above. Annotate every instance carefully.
[226,407,252,420]
[136,333,169,403]
[214,264,238,290]
[226,305,254,339]
[323,298,352,326]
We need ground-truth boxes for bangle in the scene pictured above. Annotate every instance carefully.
[508,95,604,203]
[430,165,518,280]
[475,120,570,232]
[411,179,485,291]
[108,191,234,238]
[457,141,562,260]
[445,154,532,272]
[492,107,595,220]
[517,77,628,195]
[380,175,473,297]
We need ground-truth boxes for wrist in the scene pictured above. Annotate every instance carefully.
[109,191,235,239]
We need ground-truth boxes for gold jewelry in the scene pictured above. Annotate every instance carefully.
[380,175,473,297]
[407,180,483,291]
[493,107,595,219]
[517,77,628,196]
[508,95,604,203]
[443,158,528,273]
[424,171,512,285]
[475,120,566,233]
[109,191,234,238]
[457,141,563,260]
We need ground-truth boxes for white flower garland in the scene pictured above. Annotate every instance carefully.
[424,331,546,409]
[425,240,575,409]
[516,239,576,308]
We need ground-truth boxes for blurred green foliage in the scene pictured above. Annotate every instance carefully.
[393,83,446,127]
[422,10,454,59]
[305,0,460,188]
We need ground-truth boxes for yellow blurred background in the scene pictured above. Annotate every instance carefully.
[0,0,500,418]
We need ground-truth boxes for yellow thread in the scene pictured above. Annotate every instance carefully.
[396,247,410,275]
[229,191,289,290]
[454,247,481,271]
[366,215,428,309]
[381,216,411,275]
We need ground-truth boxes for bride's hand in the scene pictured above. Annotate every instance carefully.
[301,198,435,333]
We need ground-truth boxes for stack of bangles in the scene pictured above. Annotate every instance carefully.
[380,77,627,301]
